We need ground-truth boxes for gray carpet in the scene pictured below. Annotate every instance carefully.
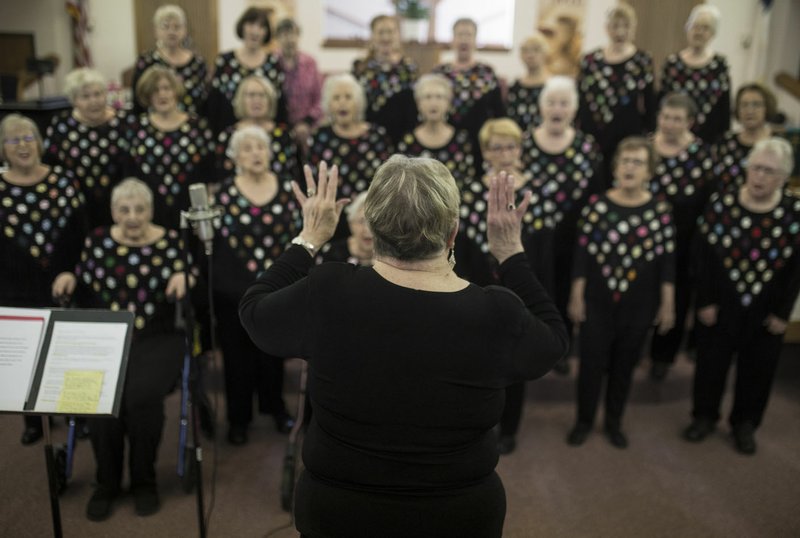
[1,347,799,538]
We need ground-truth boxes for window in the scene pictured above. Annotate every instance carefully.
[323,0,516,49]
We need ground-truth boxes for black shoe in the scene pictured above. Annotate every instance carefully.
[497,435,516,455]
[732,423,757,455]
[567,423,591,446]
[273,412,296,434]
[604,427,628,449]
[21,426,43,445]
[86,486,118,521]
[227,424,248,445]
[552,357,570,376]
[683,419,715,442]
[133,484,160,517]
[650,361,669,381]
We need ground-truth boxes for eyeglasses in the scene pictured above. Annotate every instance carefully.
[619,158,647,167]
[4,135,36,145]
[747,163,785,178]
[488,144,519,153]
[244,92,268,99]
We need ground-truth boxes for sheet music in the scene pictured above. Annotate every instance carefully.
[33,321,128,415]
[0,307,51,412]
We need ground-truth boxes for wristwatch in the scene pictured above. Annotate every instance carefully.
[290,235,317,256]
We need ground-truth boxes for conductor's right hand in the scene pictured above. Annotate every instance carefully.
[52,272,77,302]
[487,171,532,264]
[291,162,350,249]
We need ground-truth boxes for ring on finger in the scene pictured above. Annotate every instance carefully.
[307,189,316,197]
[507,203,515,211]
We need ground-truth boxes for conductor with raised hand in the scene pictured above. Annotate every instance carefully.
[239,156,567,537]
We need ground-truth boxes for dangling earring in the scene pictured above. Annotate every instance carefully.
[447,247,456,269]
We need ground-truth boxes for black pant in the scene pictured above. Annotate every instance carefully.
[216,296,288,427]
[576,311,651,429]
[90,333,184,490]
[692,314,784,428]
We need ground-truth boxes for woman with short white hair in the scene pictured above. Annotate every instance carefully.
[522,75,604,376]
[396,73,476,191]
[316,191,374,266]
[307,73,393,238]
[212,125,300,445]
[659,4,730,143]
[131,4,208,115]
[52,177,193,520]
[686,137,800,455]
[44,67,127,227]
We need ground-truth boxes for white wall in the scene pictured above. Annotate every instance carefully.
[89,0,136,86]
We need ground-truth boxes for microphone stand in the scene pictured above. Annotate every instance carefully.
[179,201,222,538]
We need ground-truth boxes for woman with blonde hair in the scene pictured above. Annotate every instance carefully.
[131,4,208,115]
[44,67,128,227]
[506,33,551,130]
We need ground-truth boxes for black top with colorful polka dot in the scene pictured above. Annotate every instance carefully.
[44,110,129,228]
[659,53,731,144]
[506,82,543,131]
[131,50,209,115]
[212,177,300,301]
[124,113,215,229]
[523,130,604,234]
[574,194,675,311]
[577,49,657,154]
[73,227,186,336]
[213,123,300,184]
[431,62,505,137]
[712,131,751,193]
[696,190,800,318]
[0,166,85,308]
[352,56,419,142]
[395,128,476,191]
[649,139,714,249]
[208,51,287,131]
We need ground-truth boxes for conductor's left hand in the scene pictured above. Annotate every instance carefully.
[292,162,350,248]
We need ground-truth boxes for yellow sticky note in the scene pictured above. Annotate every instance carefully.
[57,370,104,414]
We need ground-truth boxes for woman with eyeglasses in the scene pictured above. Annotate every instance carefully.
[567,137,675,449]
[212,75,300,185]
[0,114,86,446]
[713,83,777,192]
[130,4,208,116]
[684,137,800,456]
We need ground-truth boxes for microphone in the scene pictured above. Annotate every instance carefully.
[187,183,220,256]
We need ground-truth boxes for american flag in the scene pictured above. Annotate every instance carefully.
[66,0,93,68]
